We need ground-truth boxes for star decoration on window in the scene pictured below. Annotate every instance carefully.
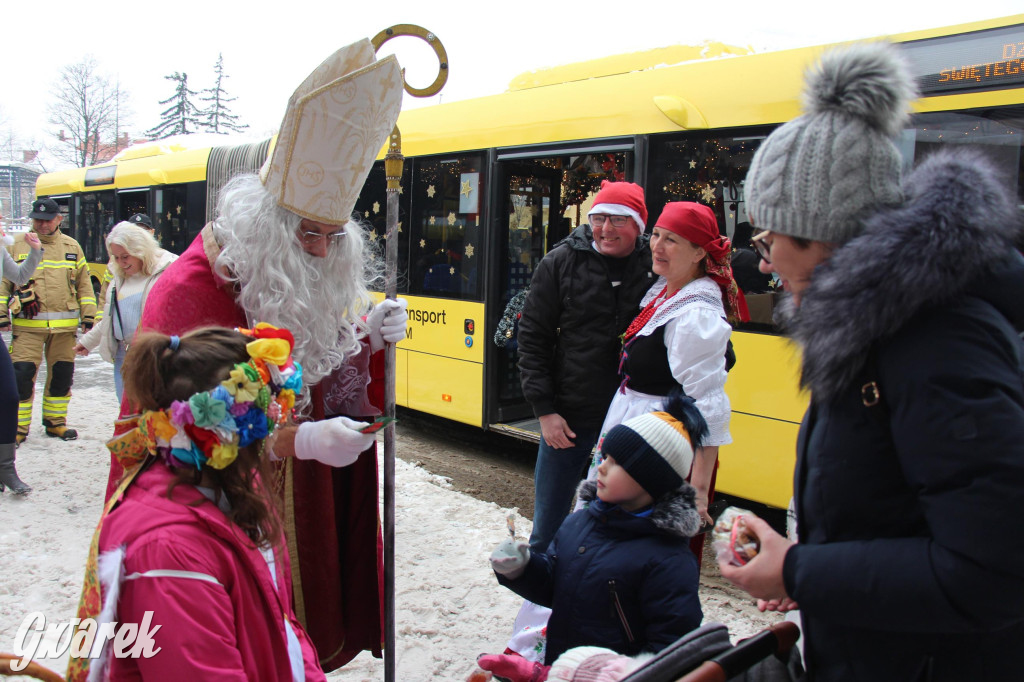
[429,216,436,225]
[372,201,380,215]
[369,230,378,241]
[398,222,403,233]
[426,185,436,198]
[419,239,426,248]
[689,160,697,169]
[176,205,182,215]
[447,212,456,225]
[461,180,473,198]
[700,184,716,203]
[449,266,455,275]
[364,210,370,218]
[465,244,475,258]
[166,212,171,221]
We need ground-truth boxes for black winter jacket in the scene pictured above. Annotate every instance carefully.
[497,481,703,665]
[780,151,1024,682]
[517,225,654,428]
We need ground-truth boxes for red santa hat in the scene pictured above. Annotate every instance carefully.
[587,180,648,232]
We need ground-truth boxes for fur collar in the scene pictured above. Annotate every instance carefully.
[782,150,1022,403]
[576,479,702,538]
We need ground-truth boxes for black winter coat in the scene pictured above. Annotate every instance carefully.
[517,225,654,428]
[497,481,703,665]
[779,151,1024,682]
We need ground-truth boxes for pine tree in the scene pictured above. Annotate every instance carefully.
[146,72,203,139]
[200,54,248,134]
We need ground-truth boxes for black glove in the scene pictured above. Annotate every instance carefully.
[17,285,39,318]
[81,319,94,331]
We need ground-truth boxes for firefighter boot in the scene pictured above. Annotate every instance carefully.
[45,425,78,441]
[0,443,31,494]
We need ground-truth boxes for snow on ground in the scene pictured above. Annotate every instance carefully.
[0,353,778,681]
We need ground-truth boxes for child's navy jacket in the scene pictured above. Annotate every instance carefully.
[497,480,703,665]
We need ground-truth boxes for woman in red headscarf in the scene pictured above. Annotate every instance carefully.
[588,202,747,541]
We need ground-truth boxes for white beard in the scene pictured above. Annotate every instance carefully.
[212,175,382,405]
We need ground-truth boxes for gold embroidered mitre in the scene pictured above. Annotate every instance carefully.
[260,39,402,225]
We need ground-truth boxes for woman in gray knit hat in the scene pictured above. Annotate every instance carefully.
[720,42,1024,681]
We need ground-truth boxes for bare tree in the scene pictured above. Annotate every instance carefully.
[47,56,127,167]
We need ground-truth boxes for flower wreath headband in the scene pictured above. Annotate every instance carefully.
[138,323,304,471]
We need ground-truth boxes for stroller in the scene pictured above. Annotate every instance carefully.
[470,620,802,682]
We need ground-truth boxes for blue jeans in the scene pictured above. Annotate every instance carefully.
[528,425,599,552]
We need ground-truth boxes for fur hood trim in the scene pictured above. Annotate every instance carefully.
[577,479,702,538]
[784,150,1022,402]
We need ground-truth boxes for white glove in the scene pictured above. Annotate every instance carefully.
[490,539,530,579]
[294,417,376,468]
[366,298,408,353]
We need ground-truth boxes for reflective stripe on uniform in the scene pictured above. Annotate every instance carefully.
[12,318,80,329]
[17,402,31,428]
[42,395,70,419]
[28,311,80,321]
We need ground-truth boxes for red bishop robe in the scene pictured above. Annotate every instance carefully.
[105,224,385,671]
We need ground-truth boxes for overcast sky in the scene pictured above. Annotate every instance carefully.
[3,1,1021,162]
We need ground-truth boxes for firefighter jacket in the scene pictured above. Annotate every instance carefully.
[0,230,96,332]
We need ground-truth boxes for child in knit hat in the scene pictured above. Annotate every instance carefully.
[480,389,708,680]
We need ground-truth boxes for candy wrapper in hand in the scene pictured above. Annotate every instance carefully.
[712,506,761,567]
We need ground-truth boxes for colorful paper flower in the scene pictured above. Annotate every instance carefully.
[267,401,282,423]
[277,389,295,413]
[185,424,221,458]
[251,358,270,384]
[236,406,269,448]
[207,441,239,470]
[283,362,304,391]
[210,385,235,408]
[229,401,251,417]
[222,364,261,403]
[170,443,207,469]
[189,392,227,428]
[144,411,178,443]
[246,338,291,366]
[169,400,194,426]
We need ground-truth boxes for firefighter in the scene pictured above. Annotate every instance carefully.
[0,198,96,444]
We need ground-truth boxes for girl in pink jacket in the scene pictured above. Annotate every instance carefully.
[80,324,324,682]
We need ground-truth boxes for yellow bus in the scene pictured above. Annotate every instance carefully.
[36,15,1024,509]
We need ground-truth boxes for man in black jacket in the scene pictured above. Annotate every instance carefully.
[518,180,654,552]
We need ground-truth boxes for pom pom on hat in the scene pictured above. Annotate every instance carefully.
[588,181,648,232]
[550,646,650,681]
[599,410,696,500]
[745,41,917,244]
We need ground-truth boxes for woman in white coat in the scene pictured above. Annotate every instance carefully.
[75,222,176,401]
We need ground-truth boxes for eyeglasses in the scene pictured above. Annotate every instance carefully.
[590,214,631,228]
[298,227,347,244]
[751,229,772,264]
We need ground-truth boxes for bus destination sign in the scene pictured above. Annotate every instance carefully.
[900,23,1024,96]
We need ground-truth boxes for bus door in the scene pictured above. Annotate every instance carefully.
[486,139,635,440]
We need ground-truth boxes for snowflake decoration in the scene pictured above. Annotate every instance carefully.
[430,216,436,225]
[465,244,475,258]
[372,201,380,215]
[427,185,436,198]
[166,212,171,221]
[447,212,456,226]
[419,239,426,249]
[700,184,716,203]
[176,205,182,214]
[369,230,378,241]
[364,211,370,218]
[449,266,455,275]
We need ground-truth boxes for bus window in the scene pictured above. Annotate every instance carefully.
[154,185,192,255]
[906,108,1024,197]
[116,190,149,227]
[75,191,115,265]
[408,153,486,301]
[355,160,413,294]
[648,131,781,332]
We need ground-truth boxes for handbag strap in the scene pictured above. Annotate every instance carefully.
[111,281,127,341]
